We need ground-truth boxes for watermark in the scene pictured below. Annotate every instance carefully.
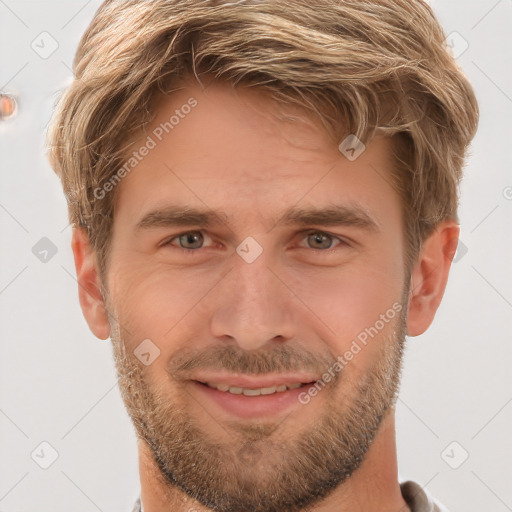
[134,338,161,366]
[31,441,59,469]
[236,236,264,263]
[31,31,59,59]
[237,440,263,466]
[32,237,58,263]
[443,31,469,59]
[93,97,198,200]
[503,186,512,200]
[441,441,469,469]
[452,239,469,263]
[298,301,403,405]
[338,134,366,161]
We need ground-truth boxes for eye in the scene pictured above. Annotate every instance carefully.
[163,230,208,251]
[161,229,348,253]
[299,230,346,251]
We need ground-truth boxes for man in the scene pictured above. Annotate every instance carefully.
[46,0,479,511]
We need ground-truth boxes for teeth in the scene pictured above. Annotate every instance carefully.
[205,382,306,395]
[242,388,261,396]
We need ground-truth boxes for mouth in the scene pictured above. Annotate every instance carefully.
[189,375,320,419]
[197,381,314,396]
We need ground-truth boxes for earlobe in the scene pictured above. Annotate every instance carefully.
[71,227,111,340]
[406,221,460,337]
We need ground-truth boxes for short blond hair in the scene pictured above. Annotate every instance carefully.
[47,0,479,274]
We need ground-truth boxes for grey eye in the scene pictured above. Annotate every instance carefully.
[177,231,204,249]
[306,232,335,249]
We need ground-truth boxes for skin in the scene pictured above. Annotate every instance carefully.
[72,78,459,512]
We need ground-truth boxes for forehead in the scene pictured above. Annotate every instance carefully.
[113,80,400,230]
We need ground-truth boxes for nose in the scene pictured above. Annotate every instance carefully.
[209,247,296,351]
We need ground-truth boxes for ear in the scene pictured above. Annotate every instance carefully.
[71,227,111,340]
[406,220,459,336]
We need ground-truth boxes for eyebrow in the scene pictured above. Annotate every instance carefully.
[135,203,380,232]
[279,204,380,231]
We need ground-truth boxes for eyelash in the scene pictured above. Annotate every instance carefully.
[161,230,349,254]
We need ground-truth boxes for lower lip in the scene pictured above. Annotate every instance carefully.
[191,381,314,420]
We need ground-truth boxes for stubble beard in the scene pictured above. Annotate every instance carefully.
[109,306,407,512]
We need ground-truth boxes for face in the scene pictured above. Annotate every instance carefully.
[104,79,409,512]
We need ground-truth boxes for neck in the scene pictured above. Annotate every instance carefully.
[137,408,409,512]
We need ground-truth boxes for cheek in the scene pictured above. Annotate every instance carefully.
[287,245,405,372]
[295,257,403,332]
[107,260,217,347]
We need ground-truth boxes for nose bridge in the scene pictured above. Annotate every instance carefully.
[210,245,295,349]
[233,253,277,312]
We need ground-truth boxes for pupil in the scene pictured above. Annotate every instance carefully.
[311,233,331,249]
[181,232,202,249]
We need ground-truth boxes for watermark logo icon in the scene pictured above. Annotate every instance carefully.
[236,236,263,263]
[338,134,366,161]
[31,31,59,59]
[31,441,59,469]
[32,237,58,263]
[134,339,161,366]
[237,441,263,466]
[453,239,468,263]
[441,441,469,469]
[444,31,469,59]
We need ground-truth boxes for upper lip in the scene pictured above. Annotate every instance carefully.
[192,373,318,388]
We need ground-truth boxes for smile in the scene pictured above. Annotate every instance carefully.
[202,381,310,396]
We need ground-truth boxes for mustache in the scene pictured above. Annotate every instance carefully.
[168,343,338,379]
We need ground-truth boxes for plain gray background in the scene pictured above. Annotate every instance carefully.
[0,0,511,511]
